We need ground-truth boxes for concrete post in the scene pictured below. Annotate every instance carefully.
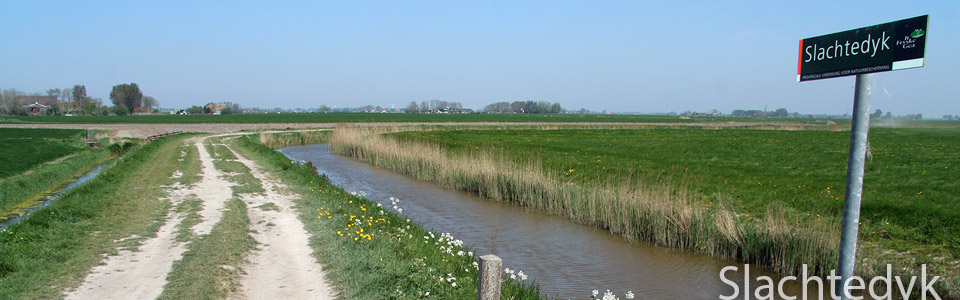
[477,254,502,300]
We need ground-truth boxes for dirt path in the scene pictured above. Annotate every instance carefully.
[65,135,333,299]
[64,181,193,299]
[227,141,335,299]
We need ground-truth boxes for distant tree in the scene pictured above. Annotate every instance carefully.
[731,109,746,117]
[551,103,562,113]
[59,88,72,111]
[46,89,61,98]
[72,85,87,108]
[883,112,893,120]
[112,104,128,116]
[773,108,789,118]
[944,115,954,121]
[187,106,204,114]
[221,106,233,115]
[319,104,331,113]
[142,96,158,112]
[510,101,525,113]
[420,101,430,112]
[915,113,922,120]
[405,101,419,113]
[871,109,883,119]
[1,88,23,115]
[109,83,143,113]
[80,97,102,115]
[483,102,511,113]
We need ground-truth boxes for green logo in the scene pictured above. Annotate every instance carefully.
[910,29,925,38]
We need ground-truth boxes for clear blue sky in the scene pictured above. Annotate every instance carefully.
[2,1,957,116]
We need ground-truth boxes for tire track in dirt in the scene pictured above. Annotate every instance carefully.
[226,142,335,299]
[65,136,237,299]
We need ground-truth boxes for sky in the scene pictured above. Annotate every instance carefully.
[1,1,957,116]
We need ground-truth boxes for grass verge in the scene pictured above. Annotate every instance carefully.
[230,134,542,299]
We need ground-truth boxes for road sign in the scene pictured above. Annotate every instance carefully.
[797,14,930,300]
[797,15,928,82]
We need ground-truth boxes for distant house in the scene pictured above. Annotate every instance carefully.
[692,109,720,117]
[16,96,59,114]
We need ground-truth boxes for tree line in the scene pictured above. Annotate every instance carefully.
[1,83,158,116]
[404,100,465,113]
[483,101,563,113]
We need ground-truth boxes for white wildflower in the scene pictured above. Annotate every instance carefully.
[625,291,635,299]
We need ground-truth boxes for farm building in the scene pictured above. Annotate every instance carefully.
[16,95,59,114]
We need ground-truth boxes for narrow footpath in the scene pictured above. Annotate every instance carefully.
[65,135,334,300]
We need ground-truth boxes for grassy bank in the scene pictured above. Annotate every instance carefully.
[330,126,957,298]
[231,134,542,299]
[0,135,193,299]
[0,149,111,218]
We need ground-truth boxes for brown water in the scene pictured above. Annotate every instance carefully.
[282,144,821,300]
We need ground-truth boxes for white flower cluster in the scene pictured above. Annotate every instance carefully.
[436,273,458,287]
[389,197,403,214]
[503,268,528,281]
[591,289,635,300]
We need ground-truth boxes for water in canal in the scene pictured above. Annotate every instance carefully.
[282,144,817,299]
[0,165,106,231]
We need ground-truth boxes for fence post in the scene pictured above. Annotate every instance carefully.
[477,254,502,300]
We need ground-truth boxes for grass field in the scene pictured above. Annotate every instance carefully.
[0,112,835,124]
[393,127,960,259]
[0,128,86,178]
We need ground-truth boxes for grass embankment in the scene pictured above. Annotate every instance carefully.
[0,128,86,178]
[331,126,958,298]
[0,134,195,299]
[0,128,114,221]
[232,133,542,299]
[0,150,111,218]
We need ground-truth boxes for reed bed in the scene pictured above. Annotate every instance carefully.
[327,126,953,295]
[257,129,331,149]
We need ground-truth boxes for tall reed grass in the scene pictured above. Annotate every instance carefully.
[328,126,891,283]
[257,129,331,149]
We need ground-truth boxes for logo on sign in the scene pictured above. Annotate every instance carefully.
[897,29,923,49]
[910,29,925,38]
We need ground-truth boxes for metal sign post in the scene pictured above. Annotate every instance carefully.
[798,15,928,300]
[837,73,872,299]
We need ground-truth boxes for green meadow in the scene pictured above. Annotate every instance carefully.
[393,127,960,262]
[0,128,86,178]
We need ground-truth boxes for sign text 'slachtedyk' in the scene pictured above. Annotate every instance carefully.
[797,15,928,82]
